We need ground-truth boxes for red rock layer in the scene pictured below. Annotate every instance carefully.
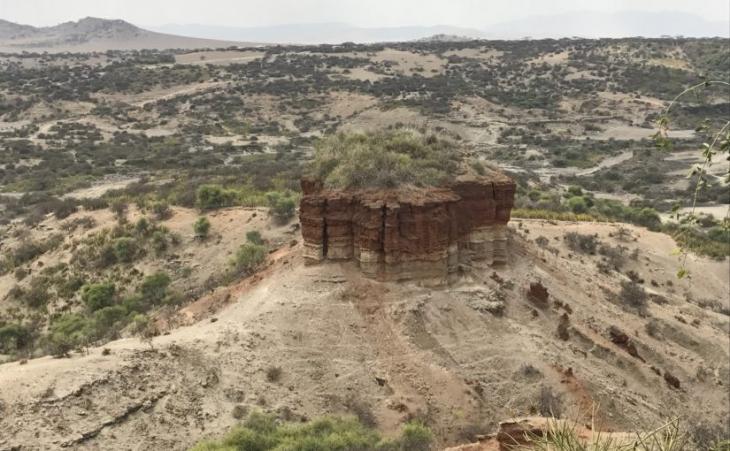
[299,174,515,282]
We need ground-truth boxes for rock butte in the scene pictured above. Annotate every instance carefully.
[299,169,516,282]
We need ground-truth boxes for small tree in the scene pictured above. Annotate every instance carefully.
[566,196,588,214]
[151,201,172,220]
[197,185,233,210]
[620,280,647,313]
[140,272,171,305]
[131,314,156,350]
[134,217,150,235]
[81,282,116,312]
[246,230,263,245]
[112,237,137,263]
[110,200,128,223]
[232,243,266,274]
[266,191,296,224]
[193,216,211,239]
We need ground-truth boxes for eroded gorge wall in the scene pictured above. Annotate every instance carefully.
[299,175,516,282]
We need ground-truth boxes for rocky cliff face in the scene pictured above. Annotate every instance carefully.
[299,173,515,282]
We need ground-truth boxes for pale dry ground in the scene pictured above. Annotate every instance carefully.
[62,176,141,200]
[335,67,386,82]
[371,48,446,77]
[0,219,727,450]
[174,50,265,66]
[443,48,504,61]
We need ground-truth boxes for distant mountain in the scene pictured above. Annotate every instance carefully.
[150,11,727,45]
[0,17,249,53]
[0,10,725,54]
[484,11,730,39]
[150,22,486,45]
[414,34,478,43]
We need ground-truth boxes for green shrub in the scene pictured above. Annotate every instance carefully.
[52,199,78,219]
[139,271,171,304]
[399,421,433,451]
[620,280,648,312]
[266,191,296,224]
[566,185,583,197]
[46,313,96,356]
[566,196,588,214]
[81,282,116,311]
[150,230,169,254]
[112,237,138,262]
[56,275,84,299]
[135,217,150,235]
[564,232,600,255]
[197,185,235,210]
[0,322,33,353]
[246,230,264,245]
[92,305,128,333]
[121,293,145,313]
[151,201,172,220]
[110,199,128,222]
[20,276,51,309]
[232,243,267,274]
[194,216,211,239]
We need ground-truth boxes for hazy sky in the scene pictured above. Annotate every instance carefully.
[0,0,728,28]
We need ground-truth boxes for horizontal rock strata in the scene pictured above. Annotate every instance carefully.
[299,174,515,282]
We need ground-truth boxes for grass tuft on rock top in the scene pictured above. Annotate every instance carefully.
[311,129,461,189]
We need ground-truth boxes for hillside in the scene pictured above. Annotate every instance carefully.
[0,211,727,449]
[0,34,727,450]
[0,17,248,53]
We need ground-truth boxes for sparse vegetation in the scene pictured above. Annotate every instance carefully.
[564,232,600,255]
[620,280,648,313]
[193,216,211,239]
[191,411,432,451]
[311,129,461,189]
[232,243,267,274]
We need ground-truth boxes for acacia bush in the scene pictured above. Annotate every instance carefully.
[266,191,296,223]
[620,280,648,313]
[564,232,600,255]
[246,230,263,245]
[81,282,116,311]
[193,216,211,239]
[0,322,33,354]
[232,243,267,274]
[139,272,171,305]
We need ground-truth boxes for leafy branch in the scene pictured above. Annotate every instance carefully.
[653,80,730,278]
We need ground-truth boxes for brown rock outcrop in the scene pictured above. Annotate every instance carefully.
[527,281,549,306]
[299,173,515,282]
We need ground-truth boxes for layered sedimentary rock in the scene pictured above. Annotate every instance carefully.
[299,173,515,282]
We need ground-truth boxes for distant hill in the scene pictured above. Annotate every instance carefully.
[152,11,728,44]
[0,11,726,54]
[150,22,487,44]
[0,17,250,53]
[484,11,730,39]
[413,34,478,43]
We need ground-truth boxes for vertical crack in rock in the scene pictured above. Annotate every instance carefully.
[322,199,329,258]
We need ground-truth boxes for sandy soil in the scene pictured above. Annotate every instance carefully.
[0,219,727,450]
[62,176,141,200]
[372,49,446,77]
